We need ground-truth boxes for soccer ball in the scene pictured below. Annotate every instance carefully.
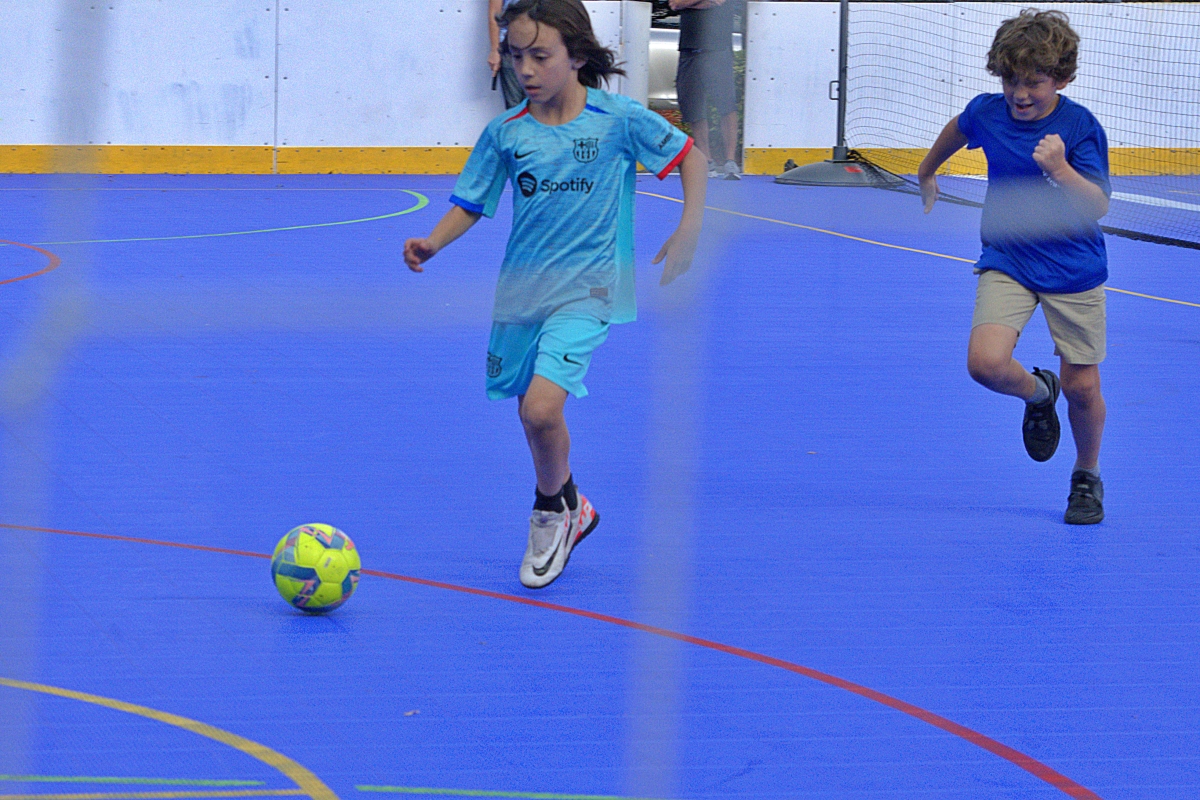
[271,524,361,612]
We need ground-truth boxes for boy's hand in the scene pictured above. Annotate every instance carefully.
[488,48,501,76]
[919,174,939,213]
[1032,134,1068,177]
[403,237,438,272]
[653,224,700,286]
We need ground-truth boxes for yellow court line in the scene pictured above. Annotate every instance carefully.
[0,793,306,800]
[0,679,337,800]
[637,191,1200,309]
[1103,286,1200,308]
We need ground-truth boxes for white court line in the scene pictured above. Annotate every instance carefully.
[1111,192,1200,213]
[944,175,1200,213]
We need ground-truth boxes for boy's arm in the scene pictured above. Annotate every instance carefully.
[1033,134,1109,221]
[917,115,968,213]
[654,144,707,286]
[404,205,482,273]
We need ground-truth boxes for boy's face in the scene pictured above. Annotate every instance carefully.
[507,15,584,105]
[1002,71,1070,122]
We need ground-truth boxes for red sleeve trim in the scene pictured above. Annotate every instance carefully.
[656,137,694,180]
[503,106,530,124]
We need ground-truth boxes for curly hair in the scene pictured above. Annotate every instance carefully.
[987,8,1079,83]
[499,0,626,89]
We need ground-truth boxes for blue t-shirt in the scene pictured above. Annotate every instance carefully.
[450,87,693,324]
[957,93,1111,294]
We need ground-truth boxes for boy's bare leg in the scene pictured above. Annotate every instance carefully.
[967,323,1038,399]
[1059,361,1105,470]
[518,374,571,495]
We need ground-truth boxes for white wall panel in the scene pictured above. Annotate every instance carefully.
[276,1,493,148]
[744,2,840,149]
[0,2,275,146]
[277,0,650,148]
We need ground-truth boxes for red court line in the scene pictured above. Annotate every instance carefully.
[0,240,63,285]
[1,522,1103,800]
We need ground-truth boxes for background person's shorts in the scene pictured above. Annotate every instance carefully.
[486,311,611,400]
[972,268,1107,365]
[676,48,737,124]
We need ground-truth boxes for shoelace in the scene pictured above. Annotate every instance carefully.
[1069,477,1099,503]
[531,511,566,553]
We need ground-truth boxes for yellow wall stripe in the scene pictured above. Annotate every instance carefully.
[4,145,1197,176]
[0,679,338,800]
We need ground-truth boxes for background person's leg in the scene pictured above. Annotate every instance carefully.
[499,52,525,109]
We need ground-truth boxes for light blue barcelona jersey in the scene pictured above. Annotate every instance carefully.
[449,87,693,324]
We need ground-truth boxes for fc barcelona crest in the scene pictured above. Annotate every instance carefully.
[487,353,503,378]
[573,138,599,163]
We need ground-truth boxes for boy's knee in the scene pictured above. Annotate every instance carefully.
[519,398,561,433]
[967,350,1007,385]
[1061,366,1101,404]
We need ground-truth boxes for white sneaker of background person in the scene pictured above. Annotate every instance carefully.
[520,507,573,588]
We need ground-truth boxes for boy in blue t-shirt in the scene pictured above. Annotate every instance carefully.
[404,0,707,587]
[918,10,1109,524]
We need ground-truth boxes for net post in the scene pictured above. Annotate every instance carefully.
[835,0,849,154]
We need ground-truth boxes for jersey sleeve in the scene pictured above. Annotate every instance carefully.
[958,94,986,150]
[1068,115,1112,197]
[625,103,693,179]
[450,123,508,218]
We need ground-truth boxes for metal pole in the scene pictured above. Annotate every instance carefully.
[833,0,849,160]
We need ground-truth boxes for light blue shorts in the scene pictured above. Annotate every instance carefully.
[486,311,610,400]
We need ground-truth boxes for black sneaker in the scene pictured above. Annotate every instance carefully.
[1023,368,1061,462]
[1065,470,1104,524]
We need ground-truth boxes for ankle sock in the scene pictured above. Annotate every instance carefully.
[561,474,578,512]
[1074,464,1101,479]
[533,487,565,513]
[1026,372,1051,405]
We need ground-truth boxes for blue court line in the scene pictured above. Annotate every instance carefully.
[19,190,428,247]
[638,190,1200,309]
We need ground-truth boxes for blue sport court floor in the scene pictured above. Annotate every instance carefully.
[1,173,1197,800]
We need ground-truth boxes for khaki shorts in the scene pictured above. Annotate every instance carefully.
[972,269,1106,365]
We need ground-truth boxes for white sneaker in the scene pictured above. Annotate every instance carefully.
[519,508,571,588]
[722,160,741,180]
[706,160,722,179]
[518,492,601,589]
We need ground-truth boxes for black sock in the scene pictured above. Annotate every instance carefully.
[561,474,578,512]
[533,486,565,513]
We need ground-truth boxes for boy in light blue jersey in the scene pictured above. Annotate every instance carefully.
[405,0,708,587]
[919,10,1109,524]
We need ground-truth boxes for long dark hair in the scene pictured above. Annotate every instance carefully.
[499,0,626,89]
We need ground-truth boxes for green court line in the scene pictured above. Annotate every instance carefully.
[0,781,264,788]
[20,190,427,247]
[356,787,672,800]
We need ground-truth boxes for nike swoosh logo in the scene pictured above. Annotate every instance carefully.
[532,537,561,576]
[563,354,581,365]
[515,150,534,159]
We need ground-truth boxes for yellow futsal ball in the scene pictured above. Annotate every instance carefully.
[270,524,361,613]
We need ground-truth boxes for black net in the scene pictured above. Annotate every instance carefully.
[844,2,1200,249]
